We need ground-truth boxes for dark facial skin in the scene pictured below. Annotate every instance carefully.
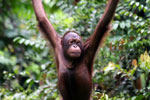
[62,32,83,59]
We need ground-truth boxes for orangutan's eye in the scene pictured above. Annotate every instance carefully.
[69,40,73,44]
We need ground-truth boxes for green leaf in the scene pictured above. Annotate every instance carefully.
[19,38,25,44]
[25,40,30,45]
[130,1,135,6]
[113,23,119,30]
[136,2,139,7]
[120,21,126,29]
[126,20,131,28]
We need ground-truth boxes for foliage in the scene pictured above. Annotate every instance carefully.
[0,0,150,99]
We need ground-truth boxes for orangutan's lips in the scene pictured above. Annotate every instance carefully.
[70,52,80,54]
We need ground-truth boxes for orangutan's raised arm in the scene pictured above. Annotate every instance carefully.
[86,0,119,57]
[32,0,60,49]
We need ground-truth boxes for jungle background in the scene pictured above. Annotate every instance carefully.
[0,0,150,100]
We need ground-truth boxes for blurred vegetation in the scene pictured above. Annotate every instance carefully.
[0,0,150,100]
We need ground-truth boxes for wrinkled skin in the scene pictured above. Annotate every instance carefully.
[61,32,83,59]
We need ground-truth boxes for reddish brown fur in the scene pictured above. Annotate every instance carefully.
[32,0,119,100]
